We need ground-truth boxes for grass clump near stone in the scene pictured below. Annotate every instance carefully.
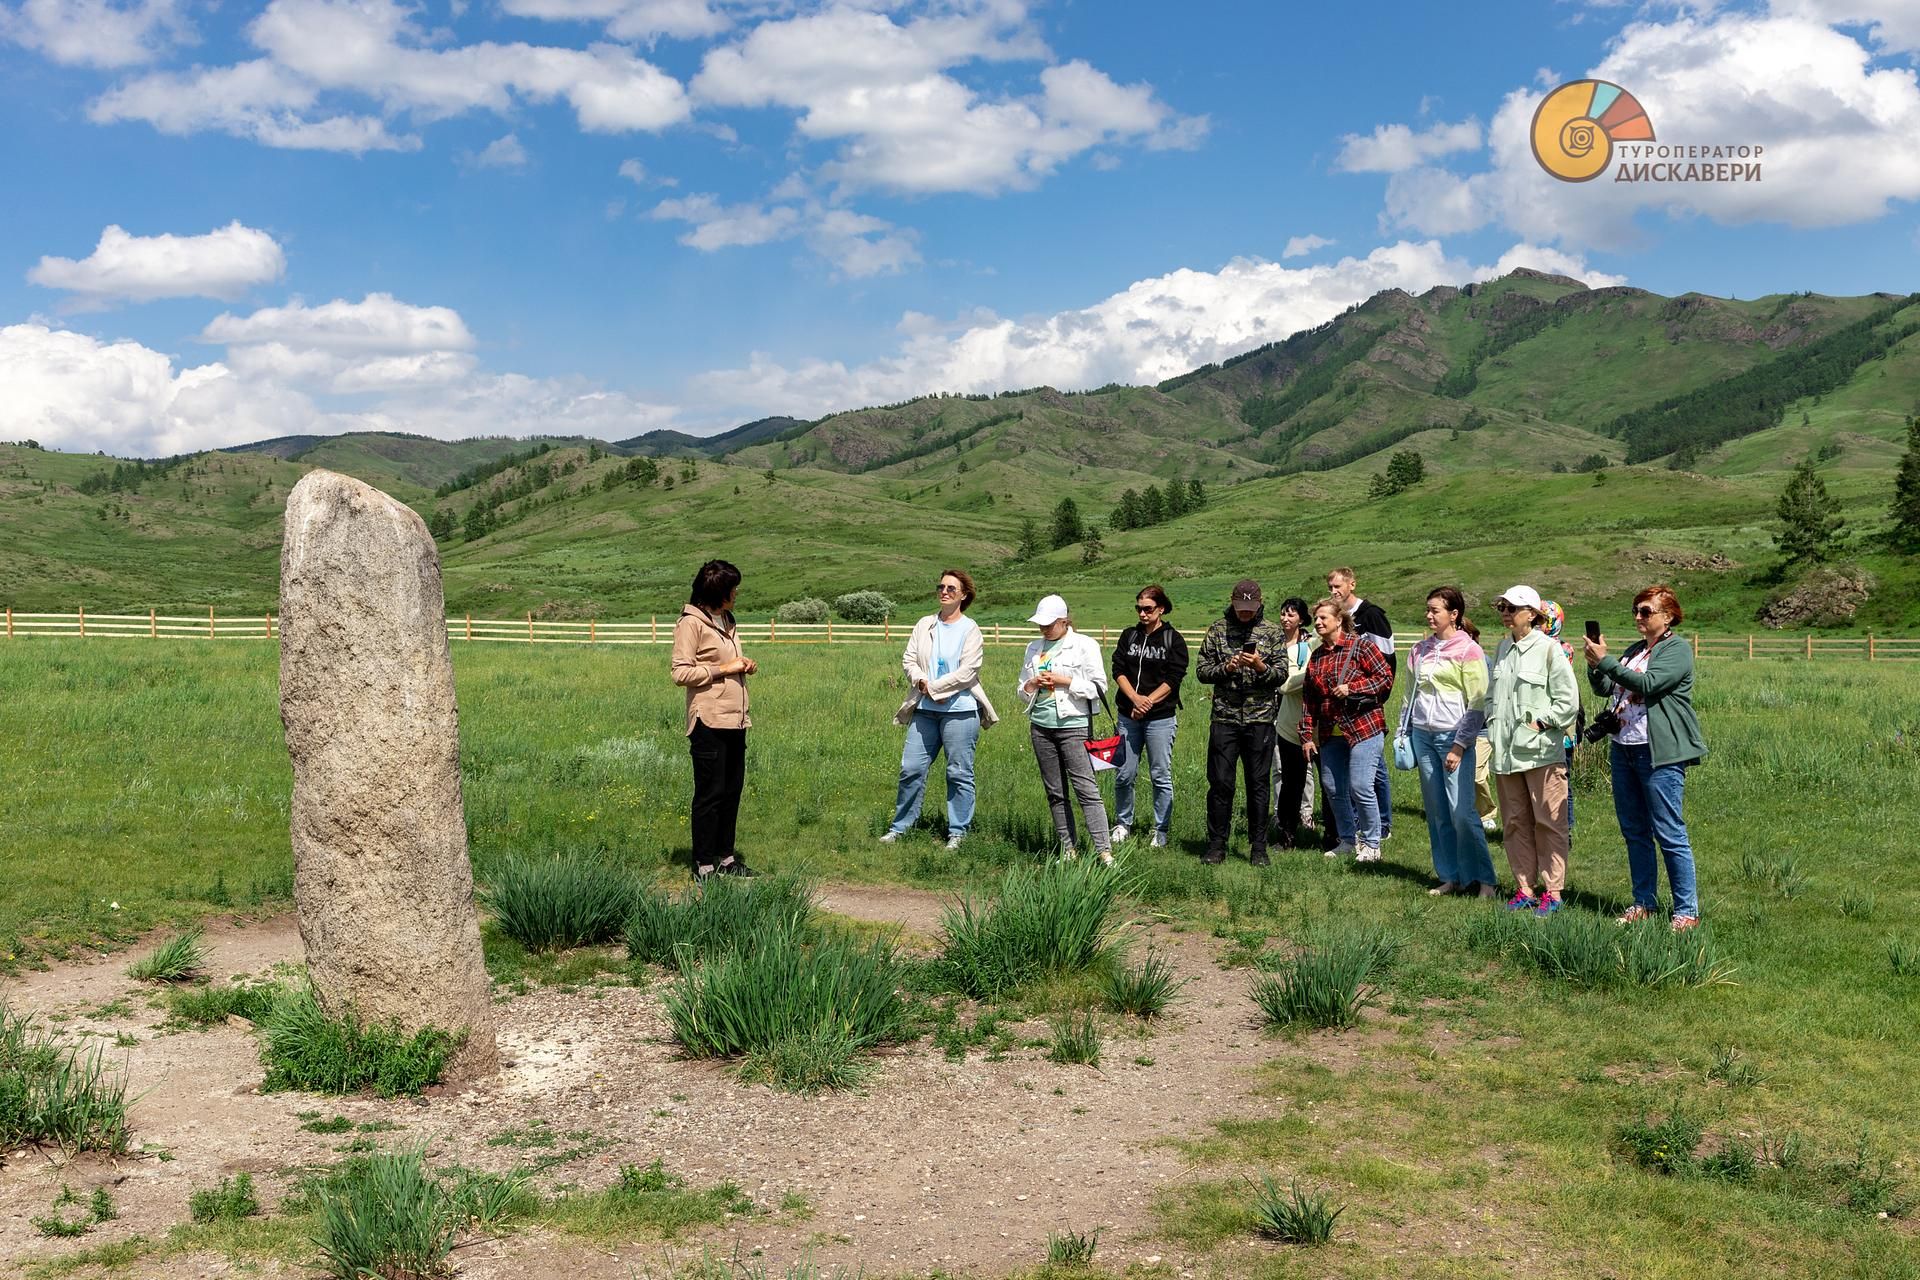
[665,928,908,1092]
[258,988,457,1098]
[479,853,637,953]
[166,979,282,1028]
[1098,948,1188,1018]
[189,1172,263,1223]
[1249,1174,1343,1245]
[1250,926,1401,1031]
[126,927,209,982]
[1463,909,1737,989]
[0,1005,131,1154]
[626,873,817,972]
[935,861,1127,999]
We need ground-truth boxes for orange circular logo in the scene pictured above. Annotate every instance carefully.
[1531,80,1655,182]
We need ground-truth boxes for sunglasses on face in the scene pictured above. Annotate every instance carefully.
[1634,606,1658,618]
[937,583,961,594]
[1136,603,1159,613]
[1495,603,1517,613]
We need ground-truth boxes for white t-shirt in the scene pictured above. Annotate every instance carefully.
[1611,647,1653,746]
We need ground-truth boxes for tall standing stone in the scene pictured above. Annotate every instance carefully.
[279,470,497,1083]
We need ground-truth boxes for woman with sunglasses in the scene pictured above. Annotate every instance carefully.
[1585,585,1708,931]
[884,569,998,851]
[1486,585,1580,914]
[1110,584,1188,848]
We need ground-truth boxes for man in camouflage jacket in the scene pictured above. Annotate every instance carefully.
[1195,579,1289,865]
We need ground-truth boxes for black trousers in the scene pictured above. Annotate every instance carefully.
[1274,734,1308,847]
[1206,719,1274,855]
[688,719,747,869]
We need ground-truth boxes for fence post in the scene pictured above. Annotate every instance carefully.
[6,606,11,639]
[1746,634,1753,660]
[1805,634,1812,660]
[995,622,1001,645]
[884,615,891,642]
[651,615,657,643]
[527,612,533,642]
[149,607,156,639]
[465,613,472,641]
[1869,633,1877,662]
[770,616,777,642]
[590,619,596,644]
[1691,632,1698,660]
[208,606,215,639]
[79,605,85,638]
[1101,624,1108,646]
[265,613,272,638]
[827,617,833,643]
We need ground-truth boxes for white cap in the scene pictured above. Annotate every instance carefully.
[1495,584,1543,611]
[1028,594,1070,625]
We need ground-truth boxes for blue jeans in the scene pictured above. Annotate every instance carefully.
[1374,748,1393,835]
[1412,728,1497,887]
[1114,715,1176,834]
[1610,742,1699,917]
[1318,732,1385,847]
[890,710,980,837]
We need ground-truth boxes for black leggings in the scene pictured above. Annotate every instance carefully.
[1273,735,1308,846]
[688,719,746,869]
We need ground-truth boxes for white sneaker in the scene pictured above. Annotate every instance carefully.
[1060,843,1078,861]
[945,833,964,851]
[1111,823,1132,844]
[879,831,901,844]
[1482,816,1500,833]
[1097,850,1115,867]
[1326,841,1355,859]
[1355,844,1382,863]
[1150,830,1169,848]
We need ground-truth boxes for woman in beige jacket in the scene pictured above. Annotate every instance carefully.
[670,559,756,881]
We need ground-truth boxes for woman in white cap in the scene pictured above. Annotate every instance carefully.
[1485,584,1580,915]
[1017,595,1114,863]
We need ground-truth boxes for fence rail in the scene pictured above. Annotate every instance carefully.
[5,608,1919,660]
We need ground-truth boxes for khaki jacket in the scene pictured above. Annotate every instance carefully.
[1486,628,1579,774]
[895,613,1000,728]
[671,605,751,735]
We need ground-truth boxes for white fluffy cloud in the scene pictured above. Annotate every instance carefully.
[87,0,688,153]
[27,221,286,306]
[466,132,528,169]
[496,0,731,41]
[1281,234,1336,259]
[0,0,185,68]
[687,239,1624,421]
[1373,11,1920,249]
[202,293,476,354]
[1770,0,1920,54]
[651,193,802,249]
[650,192,920,276]
[1334,118,1482,173]
[691,6,1205,195]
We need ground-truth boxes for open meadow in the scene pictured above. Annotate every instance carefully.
[2,639,1918,1279]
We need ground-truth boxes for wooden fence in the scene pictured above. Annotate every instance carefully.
[4,608,1918,660]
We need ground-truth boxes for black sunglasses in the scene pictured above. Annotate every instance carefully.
[1634,606,1658,618]
[937,583,962,593]
[1135,603,1159,613]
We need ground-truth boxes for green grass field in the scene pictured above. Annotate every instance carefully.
[3,639,1917,1275]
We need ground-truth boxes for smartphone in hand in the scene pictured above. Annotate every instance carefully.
[1584,620,1601,643]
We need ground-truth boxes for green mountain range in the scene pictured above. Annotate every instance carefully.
[3,270,1915,633]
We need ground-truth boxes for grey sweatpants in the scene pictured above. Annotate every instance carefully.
[1029,723,1112,855]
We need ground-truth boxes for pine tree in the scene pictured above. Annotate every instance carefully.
[1111,489,1141,531]
[1015,517,1042,562]
[1187,477,1206,510]
[1050,498,1083,549]
[462,506,486,541]
[1139,484,1165,526]
[1164,478,1188,519]
[1891,415,1920,550]
[1080,525,1104,565]
[1774,457,1846,563]
[1385,450,1425,489]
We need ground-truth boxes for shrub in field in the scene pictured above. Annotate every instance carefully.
[626,874,817,972]
[935,861,1126,999]
[664,929,909,1090]
[1098,950,1188,1018]
[1462,909,1736,989]
[312,1150,458,1280]
[831,591,897,624]
[773,597,829,624]
[1045,1227,1100,1266]
[0,1006,130,1154]
[127,928,208,982]
[480,854,636,952]
[1249,1174,1343,1244]
[1045,1012,1102,1066]
[259,988,456,1098]
[189,1173,262,1223]
[1616,1107,1703,1175]
[1250,926,1400,1030]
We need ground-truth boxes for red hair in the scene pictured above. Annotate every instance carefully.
[1634,584,1683,626]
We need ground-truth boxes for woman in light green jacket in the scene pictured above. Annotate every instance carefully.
[1486,585,1580,915]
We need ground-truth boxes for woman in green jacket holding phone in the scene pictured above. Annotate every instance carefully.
[1585,584,1708,931]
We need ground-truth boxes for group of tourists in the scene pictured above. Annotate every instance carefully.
[668,559,1708,930]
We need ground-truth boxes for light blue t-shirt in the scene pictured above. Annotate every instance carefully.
[920,618,978,714]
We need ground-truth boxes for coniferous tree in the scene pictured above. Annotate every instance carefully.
[1050,498,1083,549]
[1774,457,1846,563]
[1111,489,1141,531]
[1015,517,1042,562]
[1187,476,1206,510]
[1891,414,1920,550]
[1139,485,1166,526]
[462,506,486,541]
[1165,478,1188,519]
[1080,525,1104,565]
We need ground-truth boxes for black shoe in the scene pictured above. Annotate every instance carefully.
[1202,848,1225,865]
[1249,851,1271,867]
[716,858,756,877]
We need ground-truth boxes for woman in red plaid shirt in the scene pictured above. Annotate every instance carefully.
[1299,598,1396,862]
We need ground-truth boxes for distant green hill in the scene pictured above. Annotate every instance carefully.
[616,415,804,457]
[5,271,1917,632]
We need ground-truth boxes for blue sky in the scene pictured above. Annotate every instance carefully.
[3,0,1918,457]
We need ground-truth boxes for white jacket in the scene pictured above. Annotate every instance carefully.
[1016,627,1108,720]
[895,613,1000,728]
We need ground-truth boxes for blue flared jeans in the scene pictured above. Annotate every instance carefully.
[890,710,980,837]
[1411,727,1497,887]
[1609,741,1699,918]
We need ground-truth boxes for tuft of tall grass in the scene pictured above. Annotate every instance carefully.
[258,988,456,1098]
[479,854,637,953]
[1616,1107,1703,1175]
[540,1160,755,1239]
[626,874,817,972]
[1250,926,1401,1031]
[189,1173,262,1223]
[935,861,1127,999]
[1098,949,1189,1019]
[1045,1227,1100,1266]
[1248,1174,1343,1245]
[665,928,908,1090]
[1888,936,1918,978]
[126,927,208,982]
[1462,909,1737,989]
[1045,1011,1103,1066]
[0,1006,131,1154]
[311,1149,458,1280]
[740,1026,870,1094]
